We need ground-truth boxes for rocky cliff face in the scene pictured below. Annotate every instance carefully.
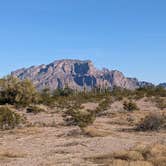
[11,59,152,91]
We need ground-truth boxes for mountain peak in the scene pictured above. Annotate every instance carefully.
[11,59,152,91]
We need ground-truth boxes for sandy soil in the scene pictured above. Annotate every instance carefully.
[0,100,165,166]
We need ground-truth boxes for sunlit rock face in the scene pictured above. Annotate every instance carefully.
[11,59,152,91]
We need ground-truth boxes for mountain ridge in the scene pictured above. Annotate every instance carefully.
[158,83,166,89]
[11,59,153,91]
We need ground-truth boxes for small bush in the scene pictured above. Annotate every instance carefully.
[53,87,74,97]
[136,113,165,131]
[0,107,21,130]
[39,88,55,106]
[26,106,45,114]
[96,97,111,113]
[123,101,139,112]
[74,110,96,128]
[0,76,39,107]
[64,107,96,129]
[154,97,166,110]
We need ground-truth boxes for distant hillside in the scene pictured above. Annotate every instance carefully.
[11,59,153,91]
[158,83,166,89]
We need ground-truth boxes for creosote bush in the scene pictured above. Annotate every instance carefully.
[136,113,165,131]
[95,97,112,116]
[0,106,21,130]
[63,102,96,129]
[69,109,95,128]
[123,101,139,112]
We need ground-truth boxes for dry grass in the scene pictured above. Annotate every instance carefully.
[0,149,26,159]
[28,120,59,128]
[112,160,153,166]
[86,143,166,166]
[83,126,113,137]
[108,111,149,127]
[8,127,42,135]
[0,98,165,165]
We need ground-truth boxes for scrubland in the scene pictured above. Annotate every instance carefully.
[0,76,165,166]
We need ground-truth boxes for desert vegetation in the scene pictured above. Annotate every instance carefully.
[123,100,139,112]
[26,105,45,114]
[86,143,166,166]
[0,106,22,130]
[136,113,166,131]
[0,76,165,165]
[0,76,38,107]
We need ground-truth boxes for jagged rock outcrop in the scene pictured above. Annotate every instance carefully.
[11,59,152,91]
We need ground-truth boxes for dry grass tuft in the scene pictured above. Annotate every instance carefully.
[83,126,112,137]
[112,160,153,166]
[112,150,144,161]
[11,127,42,135]
[0,149,26,159]
[86,143,166,166]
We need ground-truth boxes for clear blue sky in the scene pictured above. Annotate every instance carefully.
[0,0,166,84]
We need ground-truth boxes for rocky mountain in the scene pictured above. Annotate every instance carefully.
[11,59,152,91]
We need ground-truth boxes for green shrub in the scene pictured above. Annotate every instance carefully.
[63,102,96,129]
[0,107,21,130]
[0,76,39,107]
[123,101,139,112]
[135,86,166,98]
[136,113,165,131]
[111,87,133,101]
[53,87,74,97]
[39,88,55,106]
[95,97,112,115]
[26,106,45,114]
[65,109,96,128]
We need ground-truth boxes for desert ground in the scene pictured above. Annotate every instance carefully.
[0,98,165,166]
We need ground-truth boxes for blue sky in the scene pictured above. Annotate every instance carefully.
[0,0,166,84]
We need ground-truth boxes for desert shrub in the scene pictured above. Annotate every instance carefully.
[63,102,96,129]
[65,109,96,128]
[39,88,55,106]
[59,87,74,97]
[133,90,145,100]
[111,87,133,101]
[0,76,39,107]
[40,87,74,106]
[153,97,166,110]
[0,107,21,130]
[26,106,45,114]
[136,113,165,131]
[123,101,139,112]
[135,86,166,98]
[53,86,74,98]
[87,143,166,166]
[95,97,112,116]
